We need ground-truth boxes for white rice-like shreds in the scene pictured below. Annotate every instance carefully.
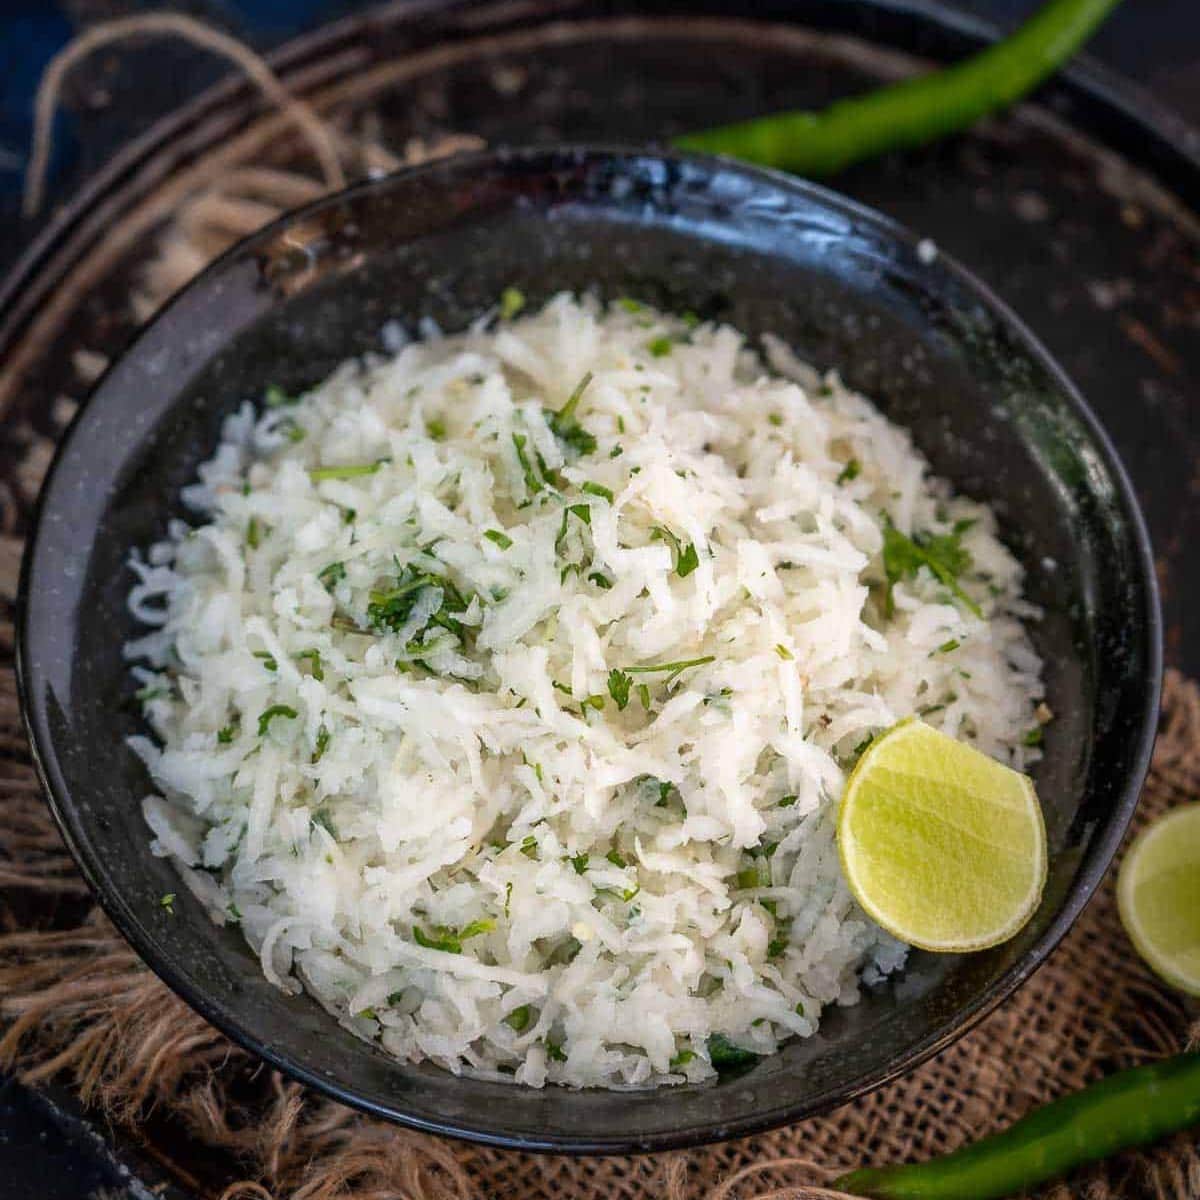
[126,293,1044,1089]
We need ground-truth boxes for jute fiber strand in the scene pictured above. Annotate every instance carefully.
[0,17,1197,1198]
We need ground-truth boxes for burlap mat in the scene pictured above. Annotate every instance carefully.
[0,29,1197,1195]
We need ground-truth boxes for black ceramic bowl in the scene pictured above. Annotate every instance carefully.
[18,147,1160,1153]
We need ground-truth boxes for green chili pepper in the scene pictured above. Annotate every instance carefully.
[676,0,1120,176]
[837,1052,1200,1200]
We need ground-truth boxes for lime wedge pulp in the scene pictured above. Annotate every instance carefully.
[837,719,1047,953]
[1118,805,1200,997]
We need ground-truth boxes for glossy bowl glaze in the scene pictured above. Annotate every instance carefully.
[17,147,1161,1152]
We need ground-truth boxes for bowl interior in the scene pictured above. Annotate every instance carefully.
[18,147,1159,1151]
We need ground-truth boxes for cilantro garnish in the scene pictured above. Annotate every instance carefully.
[882,519,981,618]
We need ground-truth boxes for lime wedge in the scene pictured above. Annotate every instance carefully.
[837,719,1047,952]
[1117,805,1200,997]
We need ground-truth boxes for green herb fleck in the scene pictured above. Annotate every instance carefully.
[252,651,278,672]
[426,418,447,441]
[504,880,513,918]
[484,529,513,550]
[505,1004,533,1032]
[768,413,783,427]
[606,849,627,868]
[617,297,643,314]
[227,902,242,923]
[647,336,673,357]
[651,526,700,577]
[837,458,862,485]
[607,668,632,711]
[246,517,263,549]
[624,655,715,687]
[778,794,797,808]
[588,571,612,590]
[500,286,526,320]
[309,811,338,840]
[882,520,982,618]
[309,459,387,483]
[637,683,652,710]
[707,1034,759,1069]
[296,649,324,681]
[318,561,346,590]
[413,919,495,954]
[159,892,176,915]
[512,432,548,497]
[520,835,538,859]
[135,684,168,703]
[312,724,331,763]
[669,1049,696,1070]
[775,644,794,661]
[581,481,613,503]
[545,1038,568,1063]
[368,564,469,639]
[217,723,237,745]
[265,384,296,408]
[547,372,597,458]
[1022,726,1044,747]
[937,639,961,654]
[257,704,298,737]
[571,852,589,875]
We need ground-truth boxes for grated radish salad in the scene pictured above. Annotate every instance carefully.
[126,293,1045,1089]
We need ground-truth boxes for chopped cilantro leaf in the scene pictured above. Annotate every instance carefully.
[707,1034,759,1069]
[647,336,673,357]
[499,286,526,320]
[581,481,613,503]
[312,724,331,764]
[309,459,386,482]
[624,656,715,686]
[318,561,346,590]
[505,1004,533,1032]
[264,384,296,408]
[546,372,597,458]
[252,651,278,672]
[570,853,589,875]
[484,529,513,550]
[837,458,862,485]
[607,668,632,711]
[257,704,298,737]
[296,648,324,681]
[882,520,981,618]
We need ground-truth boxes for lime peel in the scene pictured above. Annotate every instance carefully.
[1117,804,1200,998]
[837,718,1047,953]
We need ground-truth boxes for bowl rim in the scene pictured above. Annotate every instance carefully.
[16,143,1163,1154]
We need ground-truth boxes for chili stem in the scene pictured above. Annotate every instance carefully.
[675,0,1121,175]
[836,1051,1200,1200]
